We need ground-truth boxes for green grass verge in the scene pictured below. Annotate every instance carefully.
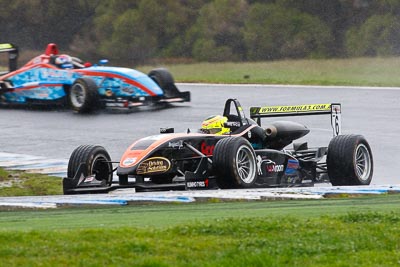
[1,57,400,265]
[1,195,400,266]
[0,168,62,196]
[139,57,400,86]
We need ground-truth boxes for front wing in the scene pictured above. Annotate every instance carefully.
[62,162,188,194]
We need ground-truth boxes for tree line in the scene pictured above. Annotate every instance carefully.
[1,0,400,64]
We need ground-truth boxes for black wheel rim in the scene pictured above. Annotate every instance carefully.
[92,155,112,183]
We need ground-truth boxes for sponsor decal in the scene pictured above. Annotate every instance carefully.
[84,176,95,183]
[186,178,209,188]
[122,87,134,94]
[160,127,174,134]
[200,141,215,156]
[257,104,331,114]
[285,159,299,175]
[122,157,137,166]
[186,181,206,188]
[267,163,284,173]
[256,155,284,175]
[41,69,73,81]
[168,140,183,149]
[105,89,113,97]
[286,159,299,169]
[225,121,240,127]
[137,157,171,175]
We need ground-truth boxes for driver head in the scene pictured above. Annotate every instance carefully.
[54,54,73,69]
[200,115,230,135]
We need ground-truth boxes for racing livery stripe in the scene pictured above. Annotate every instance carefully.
[119,124,259,168]
[255,104,331,114]
[14,83,64,90]
[0,63,59,79]
[75,70,157,96]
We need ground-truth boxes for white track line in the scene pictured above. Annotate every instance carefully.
[0,152,67,177]
[177,83,400,90]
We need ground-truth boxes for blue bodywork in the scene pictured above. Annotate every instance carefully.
[2,66,164,103]
[0,43,190,110]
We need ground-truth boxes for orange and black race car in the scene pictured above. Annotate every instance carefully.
[63,99,373,194]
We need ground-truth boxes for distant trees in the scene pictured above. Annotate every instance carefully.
[190,0,248,61]
[1,0,400,64]
[344,0,400,57]
[244,3,333,60]
[84,0,206,63]
[0,0,96,50]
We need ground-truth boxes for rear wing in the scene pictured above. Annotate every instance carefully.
[250,103,342,136]
[0,43,18,74]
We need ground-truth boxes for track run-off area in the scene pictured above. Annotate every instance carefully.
[1,84,399,207]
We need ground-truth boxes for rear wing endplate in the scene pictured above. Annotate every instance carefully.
[250,103,342,136]
[0,43,18,73]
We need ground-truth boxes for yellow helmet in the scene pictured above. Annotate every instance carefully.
[201,115,230,135]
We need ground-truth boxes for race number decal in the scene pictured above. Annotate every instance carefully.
[331,104,341,136]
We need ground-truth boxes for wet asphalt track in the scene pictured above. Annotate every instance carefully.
[0,83,399,185]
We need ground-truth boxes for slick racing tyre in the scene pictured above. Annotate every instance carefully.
[69,77,100,113]
[67,145,113,186]
[213,137,257,189]
[327,134,373,186]
[148,68,179,98]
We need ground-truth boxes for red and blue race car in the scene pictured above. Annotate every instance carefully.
[0,43,190,113]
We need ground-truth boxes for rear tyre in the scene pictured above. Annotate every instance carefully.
[213,137,257,189]
[69,77,100,113]
[67,145,113,186]
[327,134,373,186]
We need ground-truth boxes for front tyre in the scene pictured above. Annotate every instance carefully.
[148,68,178,98]
[327,134,373,186]
[67,145,113,186]
[69,78,100,113]
[213,137,257,189]
[148,68,174,89]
